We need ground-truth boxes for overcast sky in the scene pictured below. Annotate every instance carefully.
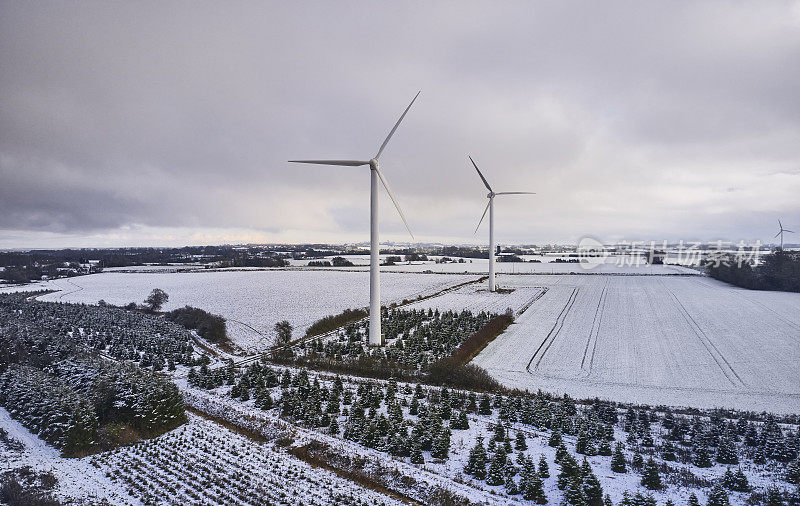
[1,1,799,249]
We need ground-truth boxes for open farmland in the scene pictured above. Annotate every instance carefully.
[291,254,700,275]
[404,284,547,315]
[471,275,800,413]
[36,271,477,350]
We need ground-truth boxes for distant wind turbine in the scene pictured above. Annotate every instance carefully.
[470,156,535,292]
[775,219,794,250]
[289,92,419,346]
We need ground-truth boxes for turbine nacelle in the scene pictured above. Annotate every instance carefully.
[369,158,379,169]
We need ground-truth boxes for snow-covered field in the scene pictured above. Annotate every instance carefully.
[293,254,699,275]
[473,275,800,413]
[35,271,477,350]
[405,284,546,316]
[0,280,53,293]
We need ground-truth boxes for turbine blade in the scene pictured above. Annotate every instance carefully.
[474,200,490,234]
[779,219,783,229]
[495,191,536,195]
[775,231,782,238]
[469,156,493,192]
[375,91,421,160]
[375,167,414,239]
[786,229,795,233]
[288,160,370,166]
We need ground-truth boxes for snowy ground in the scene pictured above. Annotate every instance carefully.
[473,274,800,413]
[90,413,402,506]
[35,270,478,351]
[0,280,53,294]
[404,283,546,316]
[0,407,403,505]
[0,407,137,504]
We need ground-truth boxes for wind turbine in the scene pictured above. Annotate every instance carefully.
[470,156,534,291]
[775,219,794,250]
[289,92,419,346]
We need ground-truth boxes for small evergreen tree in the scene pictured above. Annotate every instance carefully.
[410,440,424,464]
[716,437,738,465]
[465,436,488,479]
[631,450,644,470]
[562,476,587,506]
[431,427,451,459]
[555,443,569,463]
[693,444,712,468]
[687,493,700,506]
[539,454,550,478]
[516,430,528,450]
[491,423,506,444]
[524,471,548,504]
[640,457,662,490]
[582,470,604,506]
[576,431,594,455]
[787,458,800,485]
[451,410,469,430]
[549,429,563,447]
[409,396,419,415]
[786,486,799,506]
[706,484,730,506]
[661,440,677,461]
[487,446,508,486]
[764,486,785,506]
[557,453,580,490]
[479,394,492,415]
[328,416,340,435]
[505,475,519,496]
[611,443,627,473]
[629,492,656,506]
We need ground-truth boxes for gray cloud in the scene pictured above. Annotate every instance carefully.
[1,0,799,248]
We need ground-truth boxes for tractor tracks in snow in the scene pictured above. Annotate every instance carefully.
[515,287,548,317]
[659,279,745,388]
[581,280,608,376]
[526,287,579,373]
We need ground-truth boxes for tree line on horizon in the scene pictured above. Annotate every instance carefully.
[706,250,800,292]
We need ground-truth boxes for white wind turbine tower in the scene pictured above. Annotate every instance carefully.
[289,92,419,346]
[469,156,535,292]
[775,219,794,250]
